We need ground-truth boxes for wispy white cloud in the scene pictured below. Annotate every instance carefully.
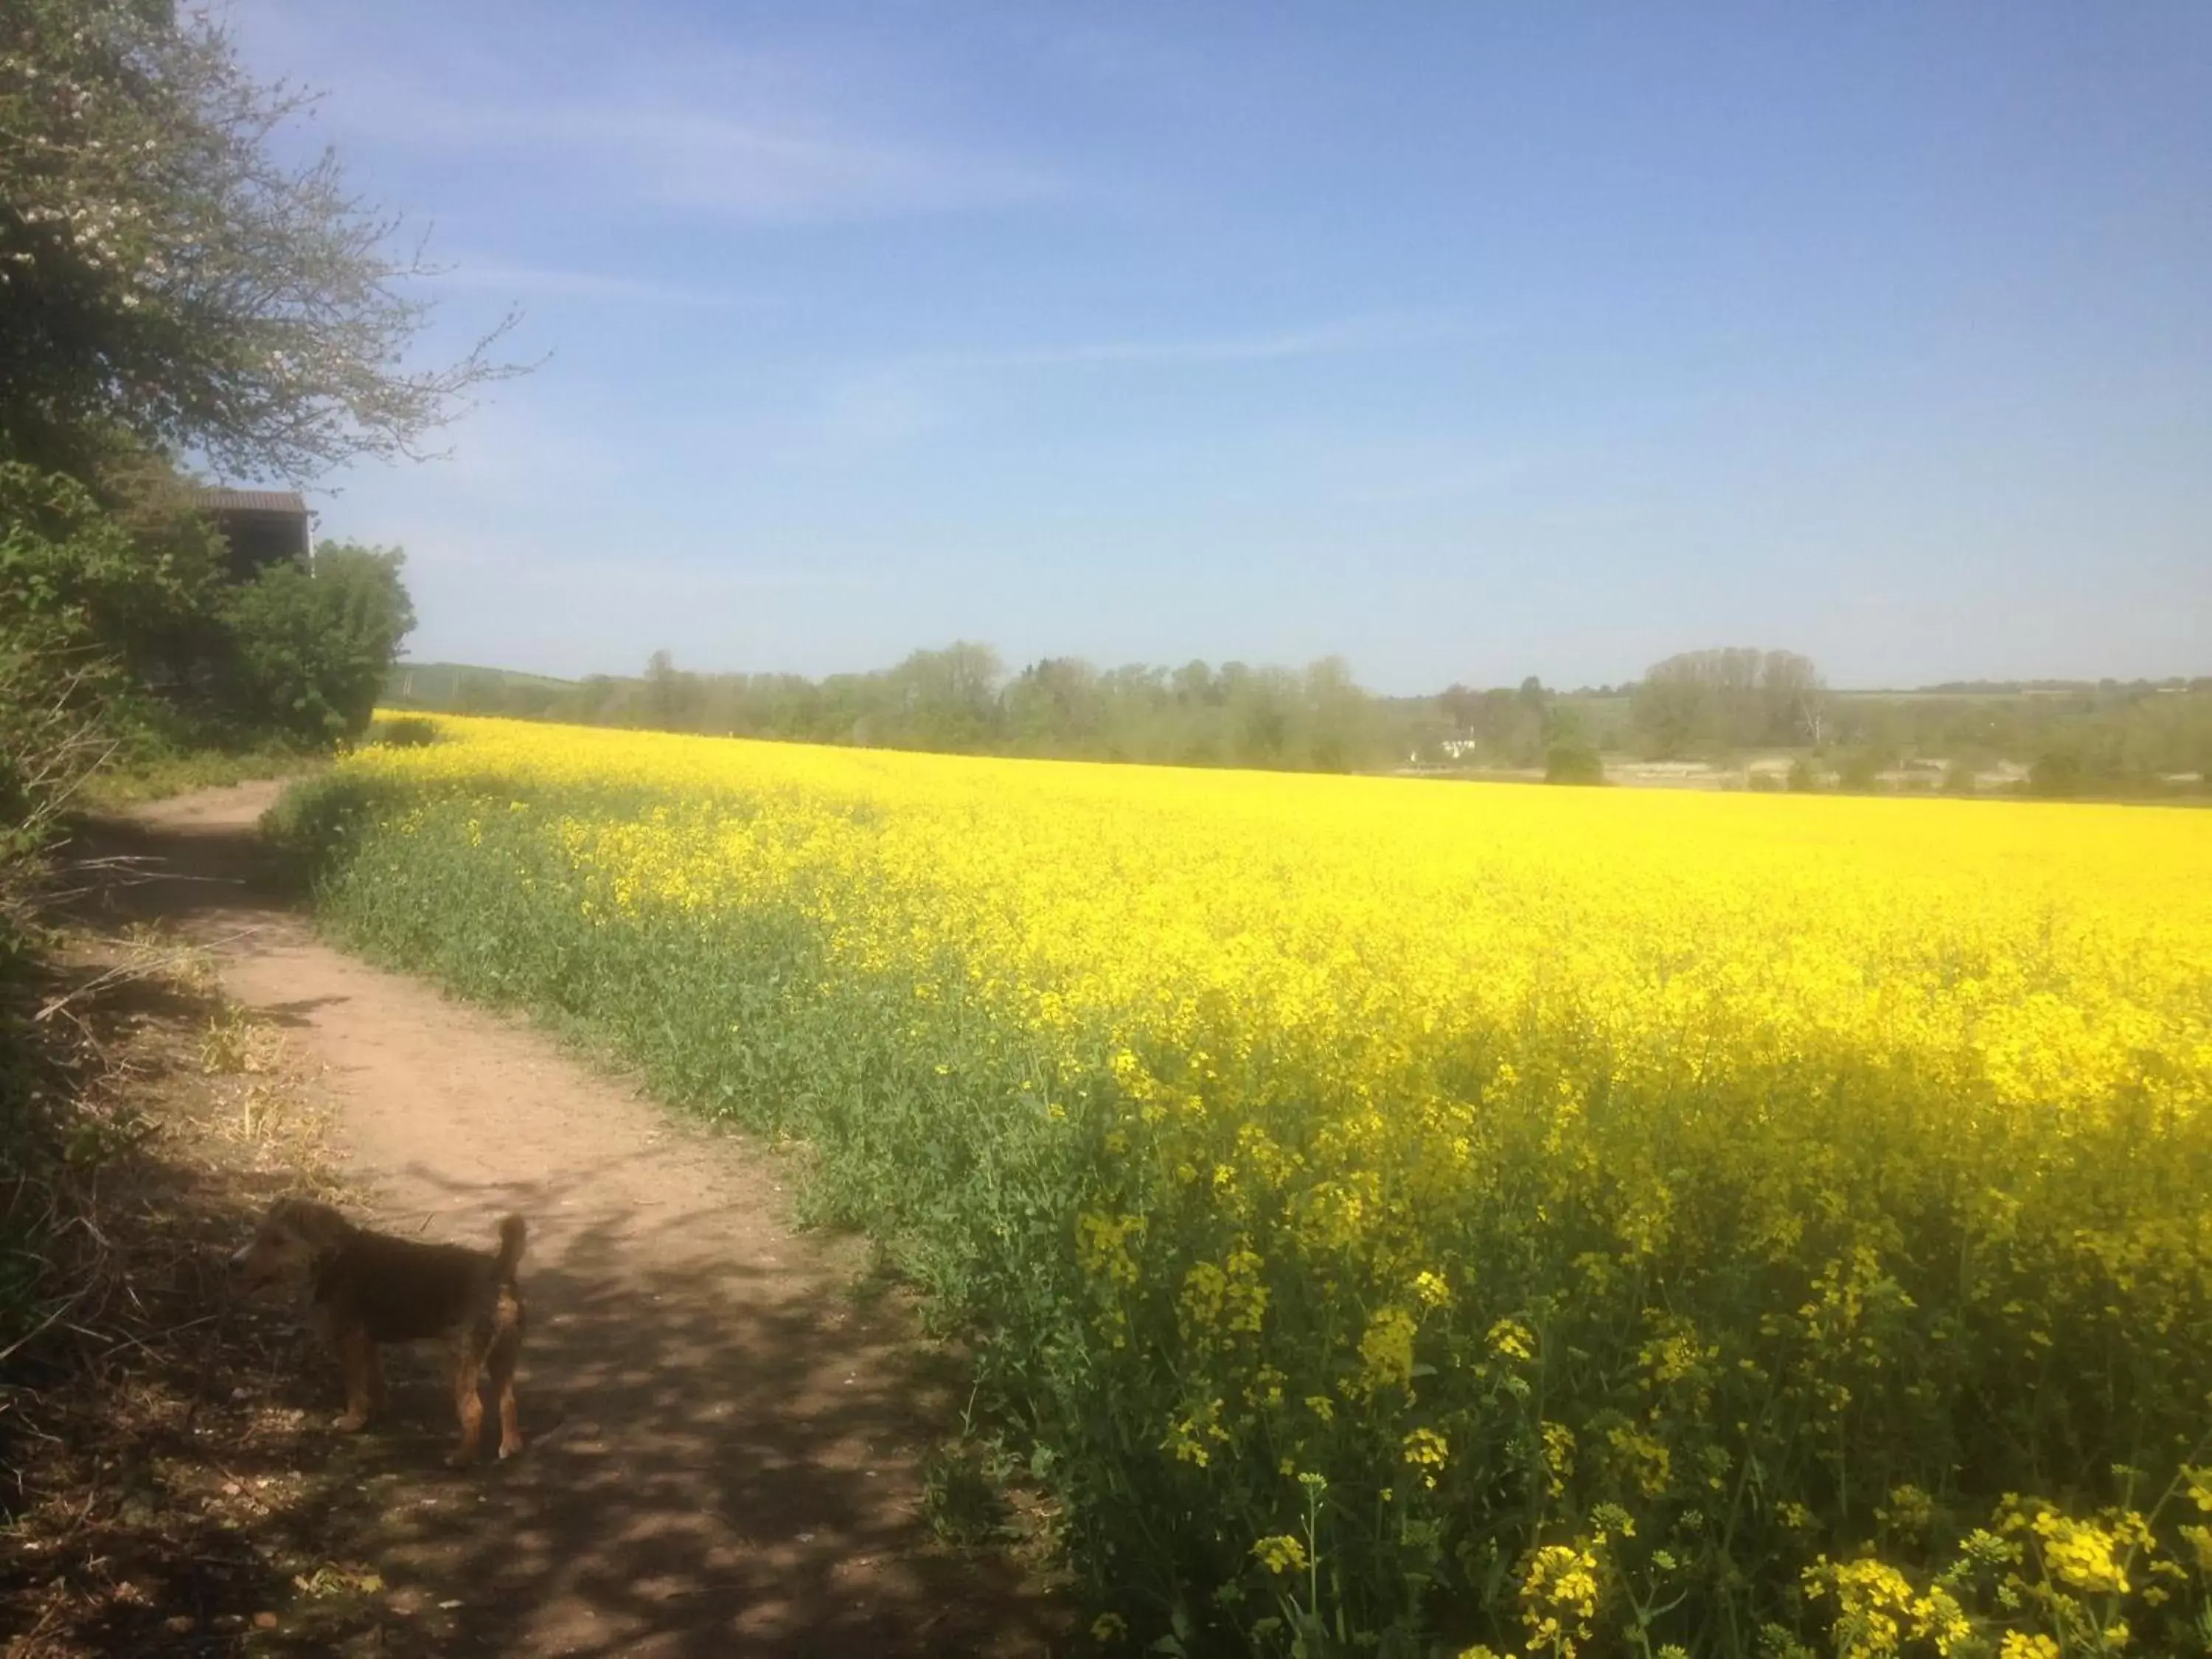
[227,0,1060,223]
[418,260,752,308]
[448,540,891,597]
[812,368,949,448]
[672,317,1503,471]
[226,0,1065,222]
[319,398,636,515]
[1331,447,1552,505]
[671,367,957,472]
[1249,430,1571,507]
[926,313,1496,372]
[582,108,1057,219]
[324,81,1057,221]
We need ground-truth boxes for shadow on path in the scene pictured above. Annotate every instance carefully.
[62,787,1066,1657]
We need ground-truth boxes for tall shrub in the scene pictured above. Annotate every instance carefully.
[220,543,416,742]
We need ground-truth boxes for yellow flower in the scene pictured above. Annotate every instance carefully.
[1804,1557,1972,1659]
[1520,1541,1601,1655]
[1356,1306,1419,1396]
[1251,1534,1309,1575]
[2183,1466,2212,1514]
[2030,1511,2130,1596]
[1877,1484,1935,1539]
[1804,1557,1918,1658]
[1489,1318,1537,1363]
[1606,1425,1671,1498]
[1402,1427,1449,1488]
[1075,1211,1145,1289]
[1161,1398,1229,1468]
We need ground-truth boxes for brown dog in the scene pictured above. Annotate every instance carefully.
[229,1197,527,1467]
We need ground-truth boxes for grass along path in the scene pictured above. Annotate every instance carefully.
[91,782,1064,1658]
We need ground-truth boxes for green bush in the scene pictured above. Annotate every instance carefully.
[220,543,416,744]
[1834,748,1888,793]
[2028,749,2083,799]
[1542,738,1606,785]
[366,715,439,748]
[3,462,419,775]
[0,462,223,706]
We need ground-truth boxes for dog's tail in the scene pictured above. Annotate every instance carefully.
[493,1214,527,1281]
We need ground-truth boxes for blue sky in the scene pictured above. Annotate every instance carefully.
[229,2,2211,693]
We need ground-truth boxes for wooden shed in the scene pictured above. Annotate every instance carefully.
[191,487,311,580]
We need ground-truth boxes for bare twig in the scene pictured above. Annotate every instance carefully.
[33,931,256,1022]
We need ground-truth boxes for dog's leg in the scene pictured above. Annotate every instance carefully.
[333,1326,377,1433]
[487,1324,524,1460]
[447,1338,486,1468]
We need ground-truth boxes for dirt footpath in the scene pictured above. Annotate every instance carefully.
[103,782,1062,1658]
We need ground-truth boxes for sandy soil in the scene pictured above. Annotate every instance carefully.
[97,782,1063,1658]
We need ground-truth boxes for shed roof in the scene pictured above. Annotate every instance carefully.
[191,487,307,515]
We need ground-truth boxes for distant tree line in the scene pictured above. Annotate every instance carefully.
[1604,647,2210,797]
[1630,649,1829,754]
[403,643,2211,796]
[402,645,1421,773]
[1821,681,2212,796]
[1430,677,1613,782]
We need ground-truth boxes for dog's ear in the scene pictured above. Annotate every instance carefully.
[273,1198,351,1251]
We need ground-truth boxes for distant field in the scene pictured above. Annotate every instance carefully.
[1828,686,2088,703]
[380,661,576,707]
[280,714,2212,1655]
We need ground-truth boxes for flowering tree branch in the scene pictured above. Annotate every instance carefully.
[0,0,530,482]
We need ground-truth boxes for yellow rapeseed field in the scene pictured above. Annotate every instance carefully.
[288,714,2212,1657]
